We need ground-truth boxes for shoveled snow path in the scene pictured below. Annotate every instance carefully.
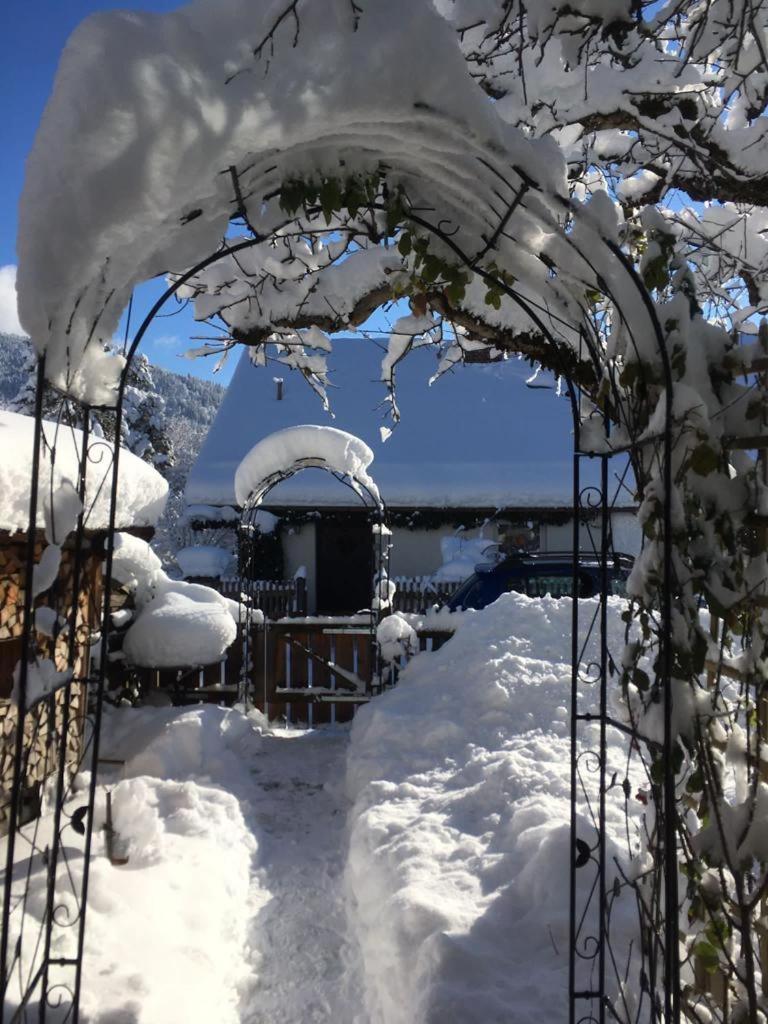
[240,726,365,1024]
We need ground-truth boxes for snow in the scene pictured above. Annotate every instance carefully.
[123,585,238,668]
[114,533,238,668]
[376,612,419,664]
[187,341,623,512]
[186,503,239,523]
[346,591,638,1023]
[112,530,163,587]
[4,590,648,1023]
[432,534,501,582]
[0,410,168,533]
[234,424,381,508]
[17,0,567,403]
[175,543,233,579]
[10,658,72,707]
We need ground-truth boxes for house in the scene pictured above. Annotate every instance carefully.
[185,339,640,615]
[0,409,168,830]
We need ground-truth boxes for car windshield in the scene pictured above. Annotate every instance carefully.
[450,573,516,610]
[448,561,631,610]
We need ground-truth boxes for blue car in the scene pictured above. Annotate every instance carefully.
[446,552,634,611]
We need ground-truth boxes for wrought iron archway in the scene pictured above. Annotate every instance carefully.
[236,447,389,717]
[0,185,679,1024]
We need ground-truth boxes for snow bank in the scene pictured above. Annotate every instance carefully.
[114,533,238,668]
[234,424,380,508]
[82,705,266,1023]
[0,410,167,533]
[0,704,267,1024]
[345,591,637,1024]
[175,543,233,579]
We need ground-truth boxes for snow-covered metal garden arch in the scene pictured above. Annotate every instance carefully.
[8,2,766,1022]
[234,424,388,710]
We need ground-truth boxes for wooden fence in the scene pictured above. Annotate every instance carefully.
[137,573,460,716]
[391,578,459,614]
[145,614,458,723]
[217,576,307,618]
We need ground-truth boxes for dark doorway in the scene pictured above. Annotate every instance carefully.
[316,518,373,614]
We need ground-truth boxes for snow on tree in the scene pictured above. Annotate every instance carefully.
[9,345,175,476]
[117,353,174,470]
[13,0,768,1019]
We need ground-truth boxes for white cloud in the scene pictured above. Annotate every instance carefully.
[0,265,27,336]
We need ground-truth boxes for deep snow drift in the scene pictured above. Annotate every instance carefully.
[346,592,638,1024]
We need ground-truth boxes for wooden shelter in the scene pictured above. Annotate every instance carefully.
[0,410,168,832]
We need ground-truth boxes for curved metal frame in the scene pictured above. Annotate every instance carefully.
[237,456,388,714]
[0,168,676,1024]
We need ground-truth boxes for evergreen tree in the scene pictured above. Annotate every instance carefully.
[120,353,174,471]
[9,344,74,422]
[9,347,173,474]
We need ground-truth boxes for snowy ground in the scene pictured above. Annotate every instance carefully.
[84,709,364,1024]
[240,728,364,1024]
[4,592,641,1024]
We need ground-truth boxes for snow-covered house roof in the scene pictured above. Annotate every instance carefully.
[186,339,623,512]
[0,410,168,534]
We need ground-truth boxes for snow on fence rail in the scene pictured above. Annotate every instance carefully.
[213,576,455,618]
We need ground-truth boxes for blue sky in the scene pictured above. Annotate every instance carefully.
[1,0,236,382]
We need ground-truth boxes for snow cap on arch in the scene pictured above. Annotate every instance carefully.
[16,0,567,404]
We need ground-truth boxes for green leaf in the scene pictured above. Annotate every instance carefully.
[421,254,443,284]
[484,288,502,310]
[642,253,670,292]
[319,178,343,225]
[445,279,466,306]
[686,768,704,794]
[693,940,721,975]
[398,232,412,257]
[689,443,720,477]
[632,668,650,691]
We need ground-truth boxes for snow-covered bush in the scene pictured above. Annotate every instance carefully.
[113,533,238,668]
[376,613,418,664]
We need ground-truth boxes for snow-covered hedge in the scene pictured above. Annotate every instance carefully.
[113,533,238,668]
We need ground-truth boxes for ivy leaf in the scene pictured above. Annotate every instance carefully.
[693,940,721,975]
[319,179,342,225]
[689,443,719,476]
[398,232,412,257]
